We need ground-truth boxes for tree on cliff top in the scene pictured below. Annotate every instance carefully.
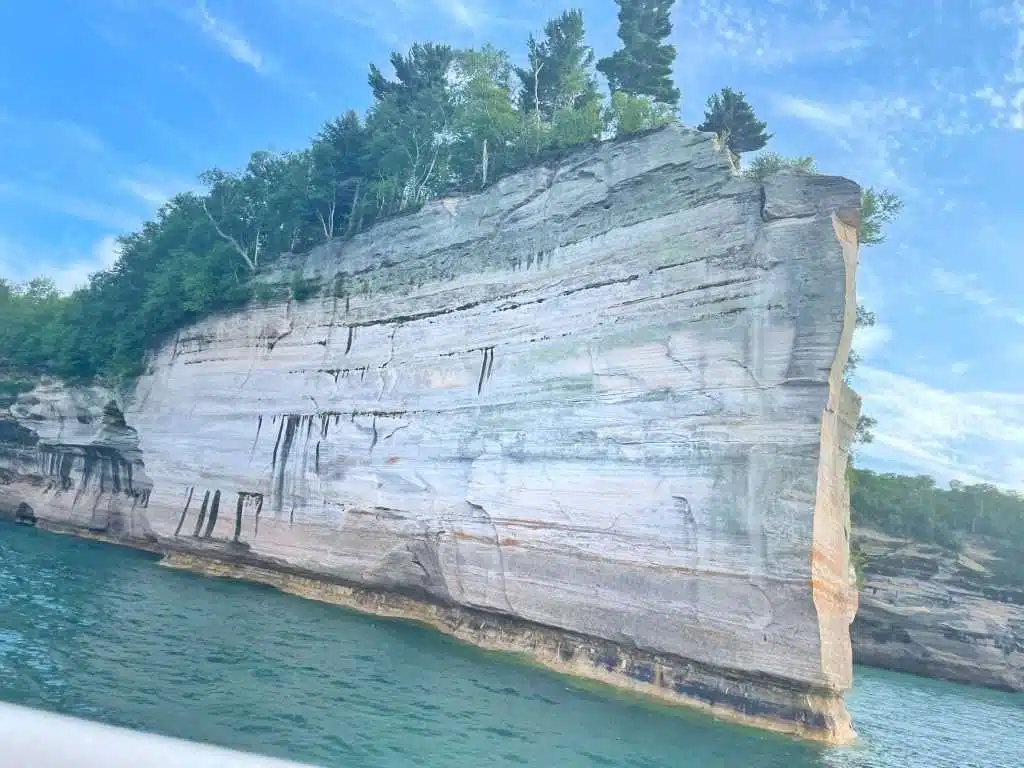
[448,45,522,188]
[366,43,456,213]
[698,87,772,161]
[859,188,904,246]
[514,10,600,120]
[596,0,680,108]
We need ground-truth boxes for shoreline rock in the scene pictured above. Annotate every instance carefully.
[852,529,1024,692]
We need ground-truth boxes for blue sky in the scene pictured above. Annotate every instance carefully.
[0,0,1022,488]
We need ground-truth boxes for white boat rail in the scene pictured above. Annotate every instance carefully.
[0,701,318,767]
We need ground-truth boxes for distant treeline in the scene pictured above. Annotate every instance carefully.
[852,468,1024,572]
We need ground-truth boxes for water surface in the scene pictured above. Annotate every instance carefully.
[1,525,1020,767]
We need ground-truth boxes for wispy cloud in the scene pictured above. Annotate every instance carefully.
[972,1,1024,129]
[0,182,139,231]
[675,0,874,72]
[433,0,490,30]
[189,0,267,73]
[0,233,121,294]
[856,365,1024,490]
[116,171,197,210]
[772,93,922,190]
[853,322,893,359]
[0,113,108,156]
[931,267,1024,325]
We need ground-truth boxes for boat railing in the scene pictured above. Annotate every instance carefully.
[0,701,317,767]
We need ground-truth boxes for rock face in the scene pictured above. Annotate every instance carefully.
[0,126,863,742]
[0,384,152,533]
[853,529,1024,691]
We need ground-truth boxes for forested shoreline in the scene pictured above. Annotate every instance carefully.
[851,469,1024,582]
[3,0,1016,565]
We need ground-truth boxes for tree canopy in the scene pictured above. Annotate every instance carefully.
[697,87,772,160]
[597,0,680,108]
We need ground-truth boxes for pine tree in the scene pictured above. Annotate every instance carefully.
[596,0,680,108]
[697,87,772,159]
[513,10,599,121]
[368,43,454,107]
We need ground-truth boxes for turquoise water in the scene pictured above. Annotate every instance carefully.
[1,525,1020,767]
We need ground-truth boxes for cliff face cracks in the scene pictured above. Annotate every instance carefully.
[0,125,862,744]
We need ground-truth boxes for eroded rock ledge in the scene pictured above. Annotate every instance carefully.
[852,529,1024,691]
[0,125,862,743]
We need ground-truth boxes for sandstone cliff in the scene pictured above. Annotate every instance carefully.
[0,126,863,742]
[853,529,1024,691]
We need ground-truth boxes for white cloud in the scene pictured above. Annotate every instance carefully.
[192,0,266,73]
[856,365,1024,490]
[772,93,921,190]
[433,0,489,29]
[118,179,172,207]
[116,173,197,210]
[972,0,1024,129]
[0,182,139,231]
[931,267,1024,325]
[0,113,108,155]
[852,322,892,358]
[276,0,507,51]
[678,0,872,70]
[0,234,120,295]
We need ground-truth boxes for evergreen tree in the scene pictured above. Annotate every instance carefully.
[596,0,680,108]
[368,43,454,107]
[366,44,456,214]
[697,87,771,159]
[514,10,599,121]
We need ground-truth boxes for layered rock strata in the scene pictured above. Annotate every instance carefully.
[852,529,1024,691]
[0,126,862,742]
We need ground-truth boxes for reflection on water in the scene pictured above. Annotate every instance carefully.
[1,525,1020,767]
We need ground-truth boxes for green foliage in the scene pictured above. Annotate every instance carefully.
[742,151,817,180]
[852,469,1024,561]
[290,274,319,302]
[514,10,600,121]
[550,100,603,148]
[860,187,904,245]
[603,91,676,137]
[0,17,654,388]
[698,87,772,159]
[449,45,523,188]
[253,281,279,304]
[597,0,680,108]
[854,414,877,444]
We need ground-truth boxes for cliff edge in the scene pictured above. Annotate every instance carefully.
[0,125,862,742]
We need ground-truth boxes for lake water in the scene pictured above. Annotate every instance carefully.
[1,525,1020,767]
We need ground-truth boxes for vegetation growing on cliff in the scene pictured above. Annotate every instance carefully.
[0,1,899,390]
[851,469,1024,583]
[2,1,952,554]
[742,150,903,448]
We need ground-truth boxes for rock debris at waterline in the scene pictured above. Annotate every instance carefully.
[0,124,862,743]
